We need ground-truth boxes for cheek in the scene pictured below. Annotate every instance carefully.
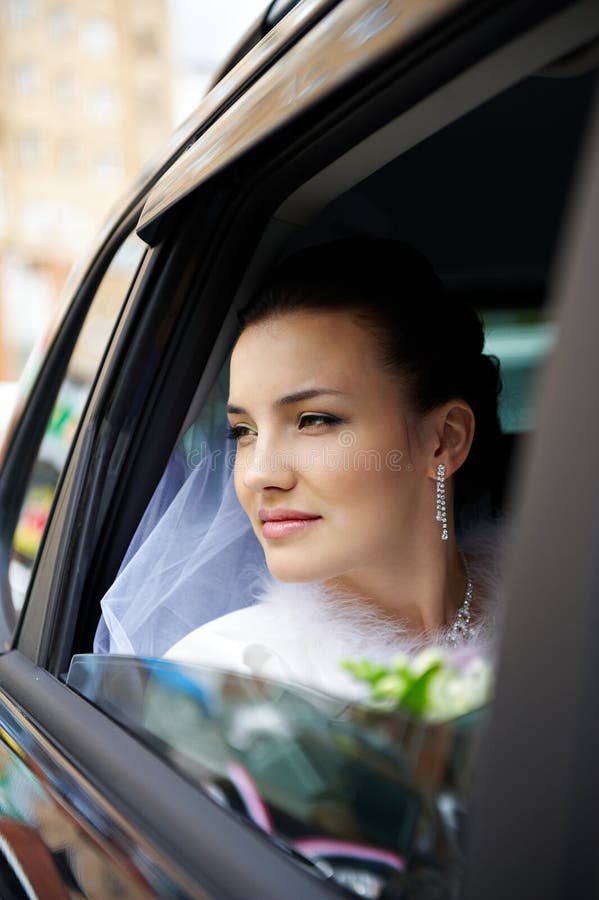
[314,431,420,519]
[306,447,402,510]
[233,457,251,512]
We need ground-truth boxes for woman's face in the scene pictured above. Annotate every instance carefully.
[227,310,433,585]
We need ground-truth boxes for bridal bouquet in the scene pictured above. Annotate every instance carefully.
[342,647,493,722]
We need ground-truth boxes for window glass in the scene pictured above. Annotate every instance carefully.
[54,72,79,107]
[18,132,43,167]
[482,309,556,433]
[8,0,36,27]
[56,138,83,174]
[13,59,41,96]
[86,84,120,121]
[94,147,124,181]
[8,233,146,617]
[81,16,117,57]
[69,653,486,898]
[48,5,75,40]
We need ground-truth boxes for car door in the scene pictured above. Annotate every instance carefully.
[0,0,598,897]
[463,94,599,900]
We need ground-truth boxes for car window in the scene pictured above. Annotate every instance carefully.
[95,65,597,660]
[7,233,146,621]
[68,653,486,898]
[482,309,555,433]
[94,294,549,660]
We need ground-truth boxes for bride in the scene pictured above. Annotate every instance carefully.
[96,238,503,697]
[161,238,504,696]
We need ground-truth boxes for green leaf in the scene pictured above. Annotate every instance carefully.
[341,659,389,684]
[370,673,409,702]
[395,662,442,715]
[341,651,493,721]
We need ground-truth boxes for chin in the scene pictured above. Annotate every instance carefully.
[264,550,333,584]
[265,562,321,583]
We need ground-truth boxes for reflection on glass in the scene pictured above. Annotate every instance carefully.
[68,654,486,899]
[7,233,146,616]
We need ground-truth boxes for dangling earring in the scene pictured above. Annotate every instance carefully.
[436,463,448,541]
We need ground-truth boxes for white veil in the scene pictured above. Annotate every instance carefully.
[94,368,269,657]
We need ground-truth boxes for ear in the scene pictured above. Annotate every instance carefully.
[426,401,475,479]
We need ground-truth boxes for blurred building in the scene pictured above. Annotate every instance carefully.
[0,0,175,379]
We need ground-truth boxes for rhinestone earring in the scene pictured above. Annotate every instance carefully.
[436,463,448,541]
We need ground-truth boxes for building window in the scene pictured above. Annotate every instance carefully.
[81,16,117,56]
[13,59,41,96]
[57,138,83,173]
[87,84,120,120]
[94,148,123,180]
[48,5,75,40]
[54,72,79,106]
[21,201,56,242]
[8,0,36,27]
[18,133,43,166]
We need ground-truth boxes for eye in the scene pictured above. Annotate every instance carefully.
[226,423,257,442]
[297,413,343,431]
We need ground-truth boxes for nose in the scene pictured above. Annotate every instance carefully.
[240,436,297,493]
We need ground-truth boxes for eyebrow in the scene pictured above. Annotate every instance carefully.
[227,388,345,415]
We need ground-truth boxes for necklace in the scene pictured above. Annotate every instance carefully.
[446,553,474,647]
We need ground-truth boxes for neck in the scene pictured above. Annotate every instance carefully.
[325,534,467,636]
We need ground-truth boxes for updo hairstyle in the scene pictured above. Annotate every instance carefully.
[240,238,502,506]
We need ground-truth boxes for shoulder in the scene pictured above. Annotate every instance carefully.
[164,523,505,693]
[164,589,370,696]
[164,602,278,663]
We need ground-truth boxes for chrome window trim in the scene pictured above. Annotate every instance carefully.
[137,0,468,237]
[39,0,335,317]
[129,0,334,208]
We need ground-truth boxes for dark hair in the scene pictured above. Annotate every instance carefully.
[240,238,502,506]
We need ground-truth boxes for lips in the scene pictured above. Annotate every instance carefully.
[258,508,321,540]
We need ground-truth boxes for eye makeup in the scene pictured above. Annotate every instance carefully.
[226,423,256,441]
[227,412,345,441]
[297,413,345,430]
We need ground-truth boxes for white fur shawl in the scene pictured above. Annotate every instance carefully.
[165,524,504,699]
